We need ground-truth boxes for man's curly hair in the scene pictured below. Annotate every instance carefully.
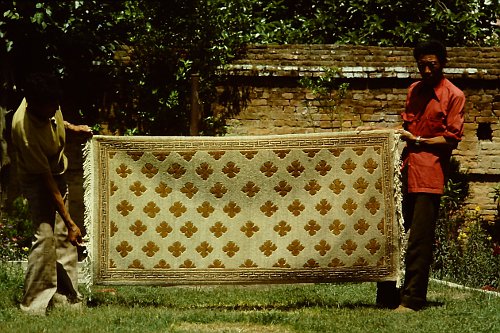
[413,40,447,66]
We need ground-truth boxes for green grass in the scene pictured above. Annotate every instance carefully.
[1,264,499,333]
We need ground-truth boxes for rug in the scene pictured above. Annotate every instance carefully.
[83,130,402,285]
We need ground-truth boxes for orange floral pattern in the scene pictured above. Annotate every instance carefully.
[274,181,292,197]
[130,220,147,236]
[156,221,173,238]
[127,152,144,161]
[260,161,278,177]
[130,181,147,196]
[155,182,173,198]
[274,221,291,236]
[141,163,158,178]
[241,221,259,237]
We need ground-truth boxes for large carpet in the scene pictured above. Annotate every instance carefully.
[83,130,402,285]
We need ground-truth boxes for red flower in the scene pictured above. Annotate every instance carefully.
[481,285,497,292]
[493,244,500,256]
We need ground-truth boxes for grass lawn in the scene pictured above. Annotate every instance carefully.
[1,265,499,333]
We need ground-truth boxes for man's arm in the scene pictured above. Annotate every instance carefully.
[397,129,458,148]
[64,121,92,136]
[357,126,458,149]
[356,124,403,132]
[41,172,83,246]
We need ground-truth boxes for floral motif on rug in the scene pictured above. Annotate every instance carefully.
[84,131,402,285]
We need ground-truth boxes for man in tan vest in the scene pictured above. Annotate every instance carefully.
[11,72,92,315]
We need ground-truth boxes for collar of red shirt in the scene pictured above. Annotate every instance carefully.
[414,77,447,102]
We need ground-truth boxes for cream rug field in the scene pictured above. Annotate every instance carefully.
[83,130,402,285]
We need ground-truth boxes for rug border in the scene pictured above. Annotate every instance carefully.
[83,130,403,286]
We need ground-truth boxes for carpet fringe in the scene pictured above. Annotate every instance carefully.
[392,132,406,287]
[82,138,94,294]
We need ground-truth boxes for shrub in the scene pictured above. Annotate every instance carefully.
[432,169,500,290]
[0,261,24,311]
[433,207,500,290]
[0,197,33,262]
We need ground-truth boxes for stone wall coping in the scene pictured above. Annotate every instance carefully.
[221,44,500,80]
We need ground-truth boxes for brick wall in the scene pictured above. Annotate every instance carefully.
[213,45,500,219]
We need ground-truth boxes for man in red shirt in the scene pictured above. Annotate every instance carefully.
[377,40,465,312]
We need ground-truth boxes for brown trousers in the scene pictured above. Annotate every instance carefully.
[377,191,441,310]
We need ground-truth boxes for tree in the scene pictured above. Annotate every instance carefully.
[237,0,500,46]
[0,1,125,125]
[0,1,249,135]
[1,0,498,135]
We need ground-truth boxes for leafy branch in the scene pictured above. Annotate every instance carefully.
[299,67,349,131]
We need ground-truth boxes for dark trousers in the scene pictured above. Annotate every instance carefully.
[377,192,441,310]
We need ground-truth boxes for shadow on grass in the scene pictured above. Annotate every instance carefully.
[424,300,445,309]
[86,299,448,312]
[86,296,387,311]
[84,286,445,312]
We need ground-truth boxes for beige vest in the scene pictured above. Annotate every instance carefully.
[11,98,68,178]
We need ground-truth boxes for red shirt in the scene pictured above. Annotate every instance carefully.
[401,77,465,194]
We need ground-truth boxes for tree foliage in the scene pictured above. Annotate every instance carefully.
[212,0,499,46]
[0,0,498,135]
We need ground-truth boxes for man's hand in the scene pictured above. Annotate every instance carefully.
[67,223,84,247]
[356,125,376,132]
[73,124,92,133]
[64,122,93,138]
[396,129,417,142]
